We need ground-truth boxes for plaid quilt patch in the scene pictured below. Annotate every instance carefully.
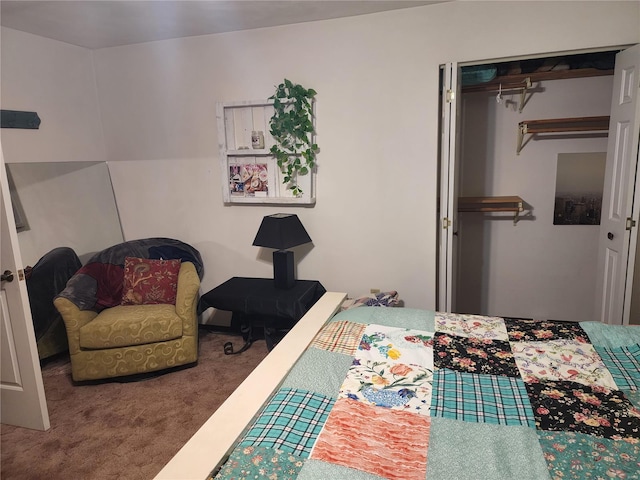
[594,344,640,391]
[431,368,535,427]
[240,388,334,457]
[310,320,366,355]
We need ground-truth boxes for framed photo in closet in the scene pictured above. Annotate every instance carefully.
[553,152,606,225]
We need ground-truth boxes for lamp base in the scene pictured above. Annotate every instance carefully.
[273,250,295,289]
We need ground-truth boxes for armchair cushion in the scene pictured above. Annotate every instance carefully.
[121,257,181,305]
[79,304,182,349]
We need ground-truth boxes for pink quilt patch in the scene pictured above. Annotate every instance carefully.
[311,398,430,480]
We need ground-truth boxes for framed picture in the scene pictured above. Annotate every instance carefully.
[553,152,606,225]
[229,163,269,198]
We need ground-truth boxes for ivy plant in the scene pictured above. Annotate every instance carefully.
[269,79,319,196]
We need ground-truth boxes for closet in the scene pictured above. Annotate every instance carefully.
[451,51,620,322]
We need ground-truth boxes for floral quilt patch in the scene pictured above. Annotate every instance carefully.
[357,325,434,366]
[339,359,433,415]
[525,380,640,439]
[341,324,435,415]
[433,333,519,377]
[212,445,304,480]
[537,431,640,480]
[435,312,509,340]
[512,339,618,389]
[505,318,589,343]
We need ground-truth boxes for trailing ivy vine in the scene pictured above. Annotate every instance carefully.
[269,79,319,196]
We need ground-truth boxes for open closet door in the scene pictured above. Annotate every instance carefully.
[594,44,640,325]
[438,62,461,312]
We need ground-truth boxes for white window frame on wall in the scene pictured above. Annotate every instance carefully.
[216,99,316,205]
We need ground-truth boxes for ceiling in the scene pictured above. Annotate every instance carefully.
[0,1,444,49]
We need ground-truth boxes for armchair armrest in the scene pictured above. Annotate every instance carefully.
[53,297,98,355]
[175,262,200,336]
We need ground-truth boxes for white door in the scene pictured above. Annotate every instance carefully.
[0,153,50,430]
[438,62,460,312]
[594,44,640,325]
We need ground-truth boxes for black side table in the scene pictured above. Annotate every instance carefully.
[198,277,326,353]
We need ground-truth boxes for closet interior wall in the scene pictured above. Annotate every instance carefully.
[456,65,614,322]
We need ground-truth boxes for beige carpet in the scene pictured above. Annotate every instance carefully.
[1,328,269,480]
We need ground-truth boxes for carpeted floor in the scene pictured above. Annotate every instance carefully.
[1,328,269,480]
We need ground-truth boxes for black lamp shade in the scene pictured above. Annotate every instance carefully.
[252,214,312,250]
[253,214,312,289]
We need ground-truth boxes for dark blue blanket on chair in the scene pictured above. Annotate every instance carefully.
[56,238,203,311]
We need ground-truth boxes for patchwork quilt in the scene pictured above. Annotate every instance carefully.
[211,307,640,480]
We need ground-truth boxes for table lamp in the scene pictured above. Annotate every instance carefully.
[252,213,312,289]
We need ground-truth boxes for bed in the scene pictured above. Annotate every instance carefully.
[155,292,640,480]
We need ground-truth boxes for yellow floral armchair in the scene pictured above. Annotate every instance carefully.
[53,238,202,382]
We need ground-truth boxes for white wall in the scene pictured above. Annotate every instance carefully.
[93,1,638,311]
[3,1,639,312]
[0,28,106,164]
[1,28,118,266]
[457,75,613,321]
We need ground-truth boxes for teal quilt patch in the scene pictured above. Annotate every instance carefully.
[331,307,435,331]
[594,344,640,391]
[431,368,535,427]
[297,459,386,480]
[281,348,354,399]
[213,445,305,479]
[538,431,640,479]
[240,388,334,457]
[580,322,640,348]
[426,417,550,480]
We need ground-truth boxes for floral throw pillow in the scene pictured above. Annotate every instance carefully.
[121,257,181,305]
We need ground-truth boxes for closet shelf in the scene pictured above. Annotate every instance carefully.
[517,116,610,154]
[462,68,613,93]
[463,68,613,114]
[458,196,524,224]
